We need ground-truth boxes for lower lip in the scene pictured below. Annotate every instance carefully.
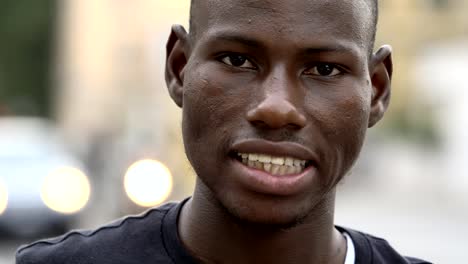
[231,159,316,196]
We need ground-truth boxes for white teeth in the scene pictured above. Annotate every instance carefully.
[286,166,296,175]
[243,153,305,167]
[238,152,309,175]
[295,166,302,174]
[258,154,271,163]
[271,164,280,175]
[271,157,285,165]
[255,161,262,170]
[278,165,287,175]
[249,154,259,161]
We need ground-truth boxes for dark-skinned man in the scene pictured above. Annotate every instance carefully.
[17,0,431,263]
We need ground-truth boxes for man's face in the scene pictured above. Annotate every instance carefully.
[171,0,385,226]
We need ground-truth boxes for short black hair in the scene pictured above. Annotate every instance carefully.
[189,0,379,53]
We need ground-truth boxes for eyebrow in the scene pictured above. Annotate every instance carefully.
[206,32,361,57]
[210,34,266,49]
[303,45,357,55]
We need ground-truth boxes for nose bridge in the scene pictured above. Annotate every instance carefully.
[265,65,291,99]
[246,65,306,129]
[260,63,301,109]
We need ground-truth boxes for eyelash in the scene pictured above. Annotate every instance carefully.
[217,53,257,70]
[217,53,345,77]
[303,63,344,77]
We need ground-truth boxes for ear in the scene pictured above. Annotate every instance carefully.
[165,24,189,108]
[368,45,393,128]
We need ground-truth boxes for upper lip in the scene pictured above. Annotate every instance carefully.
[231,139,318,164]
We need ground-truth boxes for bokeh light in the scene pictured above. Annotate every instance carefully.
[0,180,8,215]
[124,159,173,207]
[41,167,91,214]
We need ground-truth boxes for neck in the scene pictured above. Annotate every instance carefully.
[179,182,346,264]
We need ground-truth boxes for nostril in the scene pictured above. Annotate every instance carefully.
[249,120,270,129]
[246,91,307,129]
[285,123,305,130]
[294,113,307,128]
[247,105,306,129]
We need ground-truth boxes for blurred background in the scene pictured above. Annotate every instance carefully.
[0,0,467,263]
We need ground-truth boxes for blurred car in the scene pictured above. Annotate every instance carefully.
[0,117,91,238]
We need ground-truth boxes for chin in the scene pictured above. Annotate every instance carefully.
[219,192,317,230]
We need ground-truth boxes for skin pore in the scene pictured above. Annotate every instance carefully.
[165,0,392,263]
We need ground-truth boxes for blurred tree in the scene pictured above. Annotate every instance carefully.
[0,0,56,117]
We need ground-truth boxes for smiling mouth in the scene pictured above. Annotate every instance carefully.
[232,152,314,176]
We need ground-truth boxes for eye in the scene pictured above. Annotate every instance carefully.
[220,54,256,69]
[304,63,342,77]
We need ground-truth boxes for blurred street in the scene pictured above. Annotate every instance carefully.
[336,191,468,263]
[0,240,26,264]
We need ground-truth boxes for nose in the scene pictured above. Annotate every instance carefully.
[246,74,306,129]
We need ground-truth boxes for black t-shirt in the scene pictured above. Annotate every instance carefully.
[16,199,431,264]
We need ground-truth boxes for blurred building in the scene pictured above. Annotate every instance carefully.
[51,0,468,226]
[0,0,56,117]
[54,0,193,226]
[378,0,468,110]
[373,0,468,197]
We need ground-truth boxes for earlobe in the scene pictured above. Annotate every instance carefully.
[165,24,189,108]
[368,45,393,128]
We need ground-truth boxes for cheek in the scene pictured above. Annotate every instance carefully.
[182,62,253,136]
[181,64,246,164]
[335,94,370,139]
[308,86,371,180]
[335,95,370,161]
[311,88,370,137]
[183,66,222,135]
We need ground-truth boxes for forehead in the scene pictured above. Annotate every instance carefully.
[192,0,373,52]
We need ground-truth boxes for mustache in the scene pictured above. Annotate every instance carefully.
[233,128,307,146]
